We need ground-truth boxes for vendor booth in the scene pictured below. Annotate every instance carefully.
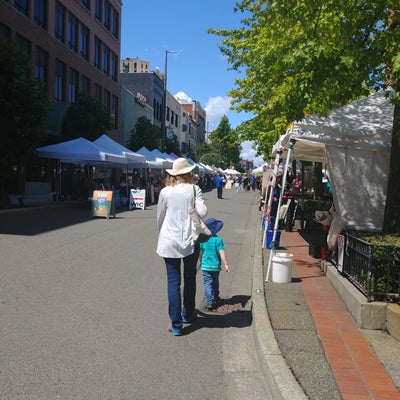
[36,137,132,203]
[272,90,394,231]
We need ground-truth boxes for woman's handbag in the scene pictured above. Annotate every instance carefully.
[189,185,211,241]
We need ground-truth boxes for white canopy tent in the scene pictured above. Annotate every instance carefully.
[224,168,241,175]
[36,137,131,199]
[36,137,128,165]
[93,134,147,166]
[272,90,394,231]
[252,163,271,175]
[136,147,170,168]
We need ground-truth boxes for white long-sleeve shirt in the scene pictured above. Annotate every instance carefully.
[156,183,208,258]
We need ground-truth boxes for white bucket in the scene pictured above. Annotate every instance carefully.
[272,253,293,283]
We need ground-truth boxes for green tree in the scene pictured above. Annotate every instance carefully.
[195,142,222,165]
[0,39,49,197]
[209,1,400,233]
[62,92,113,141]
[126,116,161,151]
[165,134,181,156]
[210,115,241,167]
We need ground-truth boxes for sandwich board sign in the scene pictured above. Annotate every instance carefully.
[129,188,146,210]
[91,190,115,218]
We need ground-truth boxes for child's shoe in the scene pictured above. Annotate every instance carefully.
[168,325,182,336]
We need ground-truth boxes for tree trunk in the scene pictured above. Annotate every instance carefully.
[382,102,400,233]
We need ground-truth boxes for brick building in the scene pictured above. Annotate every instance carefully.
[0,0,122,140]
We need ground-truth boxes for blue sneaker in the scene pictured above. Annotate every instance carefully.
[182,311,197,324]
[168,325,182,336]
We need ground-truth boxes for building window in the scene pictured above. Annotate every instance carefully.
[69,68,79,102]
[102,45,109,76]
[95,84,102,102]
[14,0,29,16]
[0,23,11,40]
[16,34,31,56]
[94,36,101,69]
[104,89,110,113]
[55,59,66,101]
[55,2,65,42]
[104,1,111,30]
[68,13,78,52]
[81,75,90,93]
[34,0,47,29]
[112,95,118,129]
[166,107,170,122]
[110,51,118,81]
[111,8,119,39]
[95,0,102,21]
[80,24,89,60]
[81,0,90,9]
[35,46,48,82]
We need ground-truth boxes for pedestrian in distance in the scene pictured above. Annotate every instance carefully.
[156,158,208,336]
[199,218,230,311]
[216,173,223,199]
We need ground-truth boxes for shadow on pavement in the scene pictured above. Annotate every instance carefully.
[0,203,141,236]
[183,295,252,335]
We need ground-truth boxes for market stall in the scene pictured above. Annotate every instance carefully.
[272,90,394,231]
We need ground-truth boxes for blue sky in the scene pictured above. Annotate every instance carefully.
[120,1,263,166]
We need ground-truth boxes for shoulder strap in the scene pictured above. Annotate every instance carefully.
[192,185,196,206]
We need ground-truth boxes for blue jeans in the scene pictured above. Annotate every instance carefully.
[202,270,220,305]
[164,246,199,330]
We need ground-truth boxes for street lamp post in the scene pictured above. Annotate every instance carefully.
[161,50,177,152]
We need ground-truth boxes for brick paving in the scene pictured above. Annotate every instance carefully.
[283,230,400,400]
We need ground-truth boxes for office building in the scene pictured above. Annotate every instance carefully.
[0,0,122,141]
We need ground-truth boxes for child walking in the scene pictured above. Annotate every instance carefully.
[199,218,230,310]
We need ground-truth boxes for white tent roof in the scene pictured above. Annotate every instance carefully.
[93,134,146,165]
[224,168,241,175]
[36,137,128,165]
[136,147,168,168]
[272,90,395,231]
[273,90,394,159]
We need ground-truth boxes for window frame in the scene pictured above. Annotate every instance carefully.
[34,0,47,29]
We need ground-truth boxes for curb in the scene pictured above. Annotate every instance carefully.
[252,228,308,400]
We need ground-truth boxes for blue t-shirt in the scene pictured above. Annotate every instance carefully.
[200,235,225,271]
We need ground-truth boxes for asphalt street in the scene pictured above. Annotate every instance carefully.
[0,188,287,400]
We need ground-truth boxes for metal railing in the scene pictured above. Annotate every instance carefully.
[341,234,400,303]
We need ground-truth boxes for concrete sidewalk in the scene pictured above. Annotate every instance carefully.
[255,226,400,400]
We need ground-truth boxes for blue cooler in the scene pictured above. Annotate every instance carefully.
[266,229,281,249]
[267,216,275,230]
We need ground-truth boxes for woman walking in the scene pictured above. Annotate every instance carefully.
[156,158,208,336]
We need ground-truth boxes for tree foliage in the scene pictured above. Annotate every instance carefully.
[165,134,181,156]
[0,39,49,193]
[209,115,241,167]
[126,116,161,151]
[209,1,400,232]
[62,92,113,141]
[209,1,400,155]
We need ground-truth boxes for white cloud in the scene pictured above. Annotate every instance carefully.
[240,140,264,166]
[204,96,232,129]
